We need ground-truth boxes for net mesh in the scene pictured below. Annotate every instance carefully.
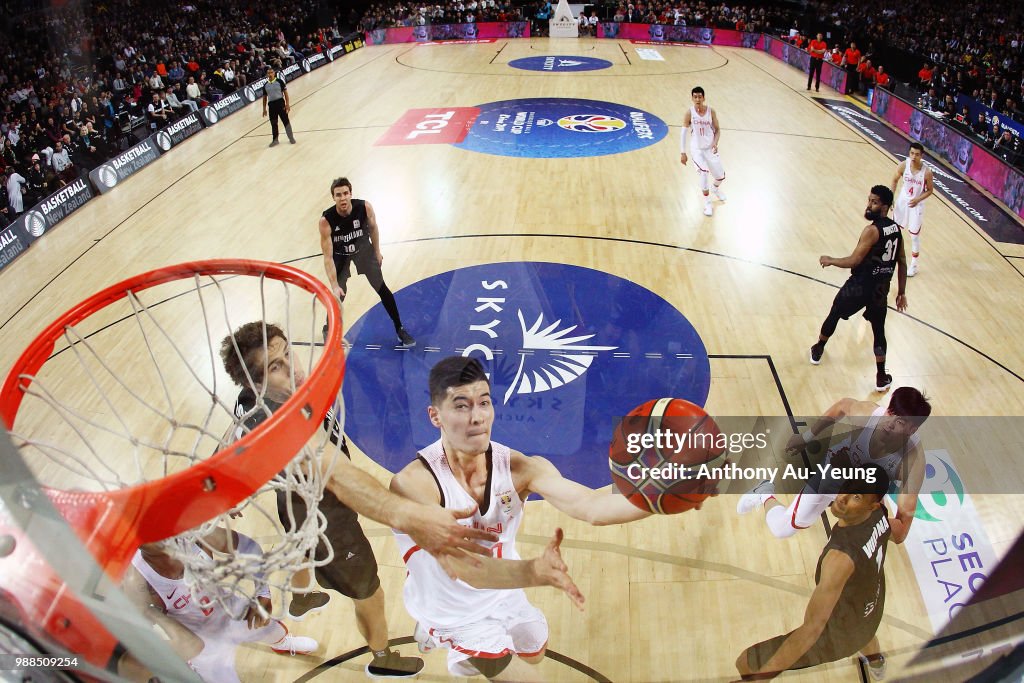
[6,265,342,618]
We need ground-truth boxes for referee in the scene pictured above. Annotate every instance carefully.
[262,67,295,147]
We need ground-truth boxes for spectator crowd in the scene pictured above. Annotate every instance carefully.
[0,0,358,227]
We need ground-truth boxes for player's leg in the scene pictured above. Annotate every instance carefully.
[691,148,713,216]
[811,281,863,364]
[857,635,887,680]
[865,293,892,392]
[315,495,423,677]
[707,151,726,201]
[358,251,415,347]
[250,620,319,655]
[763,490,832,538]
[907,208,923,276]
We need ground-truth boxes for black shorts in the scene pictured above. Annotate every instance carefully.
[745,616,881,673]
[335,246,384,294]
[276,488,380,600]
[831,277,890,324]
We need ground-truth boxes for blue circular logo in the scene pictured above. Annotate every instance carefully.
[343,262,710,489]
[508,56,613,72]
[455,98,668,158]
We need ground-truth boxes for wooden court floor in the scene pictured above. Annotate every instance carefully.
[2,38,1024,681]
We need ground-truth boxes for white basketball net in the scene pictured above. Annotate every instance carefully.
[7,268,342,619]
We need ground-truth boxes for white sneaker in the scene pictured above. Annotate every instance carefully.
[271,634,318,655]
[713,186,727,201]
[857,653,886,680]
[413,622,435,654]
[703,200,713,216]
[736,480,775,514]
[907,260,918,277]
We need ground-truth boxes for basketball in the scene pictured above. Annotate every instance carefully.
[609,398,727,514]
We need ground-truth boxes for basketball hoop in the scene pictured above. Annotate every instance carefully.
[0,259,344,666]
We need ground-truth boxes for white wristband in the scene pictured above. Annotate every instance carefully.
[802,430,816,444]
[680,126,689,153]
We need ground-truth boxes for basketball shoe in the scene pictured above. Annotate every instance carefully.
[857,653,887,680]
[398,328,416,348]
[413,622,435,654]
[810,342,825,365]
[366,649,425,678]
[713,185,727,201]
[737,480,775,514]
[271,634,318,655]
[288,591,330,621]
[908,259,918,277]
[875,373,893,392]
[703,198,713,216]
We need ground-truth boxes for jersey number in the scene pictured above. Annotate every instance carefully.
[875,546,885,572]
[882,239,897,262]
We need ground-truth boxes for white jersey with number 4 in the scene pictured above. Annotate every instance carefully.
[894,162,926,233]
[689,105,715,151]
[394,439,526,629]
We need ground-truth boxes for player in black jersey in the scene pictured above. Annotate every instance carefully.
[809,185,908,392]
[318,177,415,347]
[736,465,892,681]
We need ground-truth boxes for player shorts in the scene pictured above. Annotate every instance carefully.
[689,145,725,181]
[893,198,924,234]
[276,489,380,600]
[417,591,548,677]
[335,244,384,296]
[830,277,890,324]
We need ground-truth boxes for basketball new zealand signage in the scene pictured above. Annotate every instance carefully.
[0,177,95,271]
[156,111,203,151]
[377,98,668,158]
[90,137,162,194]
[343,262,711,488]
[199,87,257,126]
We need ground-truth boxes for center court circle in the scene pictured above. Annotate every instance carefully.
[455,98,668,158]
[342,261,710,489]
[508,56,613,72]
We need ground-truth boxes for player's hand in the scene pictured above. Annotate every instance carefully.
[246,596,272,629]
[375,250,383,266]
[819,255,833,268]
[333,284,345,299]
[531,528,584,610]
[679,152,688,165]
[895,293,908,312]
[285,104,290,113]
[262,108,267,117]
[712,143,718,154]
[404,503,499,575]
[785,433,806,455]
[908,199,918,208]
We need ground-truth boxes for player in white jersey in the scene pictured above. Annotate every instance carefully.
[680,85,726,216]
[890,142,934,277]
[390,356,652,680]
[118,527,317,683]
[737,387,930,544]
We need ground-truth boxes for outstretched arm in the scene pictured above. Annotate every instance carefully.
[891,441,924,543]
[517,453,651,525]
[680,109,692,164]
[820,224,878,269]
[319,216,343,298]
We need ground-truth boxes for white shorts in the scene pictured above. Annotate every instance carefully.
[689,145,725,181]
[894,197,924,234]
[418,592,548,677]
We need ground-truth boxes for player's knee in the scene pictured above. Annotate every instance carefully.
[765,507,799,538]
[519,648,546,664]
[468,653,514,678]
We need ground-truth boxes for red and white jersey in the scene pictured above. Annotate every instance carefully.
[689,105,716,150]
[899,162,927,204]
[394,439,526,628]
[131,546,248,634]
[824,406,919,488]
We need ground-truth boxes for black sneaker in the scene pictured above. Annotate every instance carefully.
[809,343,825,365]
[397,328,416,348]
[365,650,424,678]
[875,373,893,392]
[288,591,330,620]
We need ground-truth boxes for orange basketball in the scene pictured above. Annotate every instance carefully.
[609,398,727,514]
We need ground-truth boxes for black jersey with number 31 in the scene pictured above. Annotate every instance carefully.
[851,217,901,280]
